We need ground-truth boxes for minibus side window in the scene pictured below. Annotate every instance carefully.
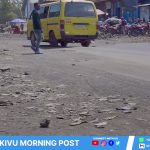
[43,6,49,18]
[49,4,60,17]
[40,6,49,19]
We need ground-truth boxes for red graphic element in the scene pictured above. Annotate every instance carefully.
[92,140,99,146]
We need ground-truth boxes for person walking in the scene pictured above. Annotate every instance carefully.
[20,23,24,33]
[120,17,127,35]
[30,3,42,54]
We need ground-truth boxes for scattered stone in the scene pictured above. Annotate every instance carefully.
[0,67,10,72]
[79,111,90,116]
[105,116,117,120]
[48,96,56,101]
[3,49,10,52]
[94,121,107,128]
[0,101,13,106]
[98,109,112,113]
[116,106,137,111]
[47,110,57,113]
[56,84,66,88]
[23,92,35,96]
[45,103,57,107]
[36,89,46,93]
[129,95,133,97]
[70,117,87,126]
[56,94,68,98]
[15,91,21,95]
[128,103,137,106]
[56,115,65,119]
[40,119,50,128]
[11,94,19,98]
[26,106,37,110]
[24,72,30,75]
[108,99,121,103]
[90,118,99,123]
[136,118,147,122]
[0,93,10,96]
[37,108,44,112]
[123,110,132,114]
[107,95,120,100]
[123,102,129,105]
[98,97,107,101]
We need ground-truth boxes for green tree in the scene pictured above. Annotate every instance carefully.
[0,0,23,24]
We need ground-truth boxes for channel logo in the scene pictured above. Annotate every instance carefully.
[139,137,145,143]
[108,140,114,146]
[92,140,99,146]
[101,140,107,146]
[116,141,120,146]
[139,143,145,149]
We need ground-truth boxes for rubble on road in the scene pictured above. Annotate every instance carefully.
[94,121,108,128]
[0,101,13,106]
[0,67,10,72]
[70,117,87,126]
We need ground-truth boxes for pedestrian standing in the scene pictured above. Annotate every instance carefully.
[20,23,24,33]
[120,17,127,35]
[30,3,42,54]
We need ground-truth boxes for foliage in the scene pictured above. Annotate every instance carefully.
[0,0,23,24]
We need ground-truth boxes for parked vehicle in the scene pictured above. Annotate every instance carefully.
[128,22,150,37]
[27,0,98,47]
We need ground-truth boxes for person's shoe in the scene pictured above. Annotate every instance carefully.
[35,51,43,54]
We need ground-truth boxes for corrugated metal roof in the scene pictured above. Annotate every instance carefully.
[138,3,150,6]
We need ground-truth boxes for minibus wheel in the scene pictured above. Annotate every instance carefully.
[49,31,58,47]
[60,41,68,47]
[81,40,90,47]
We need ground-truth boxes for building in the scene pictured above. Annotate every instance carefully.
[139,0,150,21]
[93,0,139,22]
[22,0,37,18]
[122,0,139,22]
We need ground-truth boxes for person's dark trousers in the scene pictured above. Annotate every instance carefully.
[34,29,42,53]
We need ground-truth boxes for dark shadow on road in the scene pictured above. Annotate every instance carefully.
[40,44,77,49]
[22,53,36,55]
[40,45,62,49]
[22,44,78,52]
[22,45,31,48]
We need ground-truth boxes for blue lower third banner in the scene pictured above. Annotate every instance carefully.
[0,136,150,150]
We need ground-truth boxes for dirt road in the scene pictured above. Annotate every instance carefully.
[0,34,150,135]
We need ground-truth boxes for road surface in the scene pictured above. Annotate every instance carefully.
[0,34,150,135]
